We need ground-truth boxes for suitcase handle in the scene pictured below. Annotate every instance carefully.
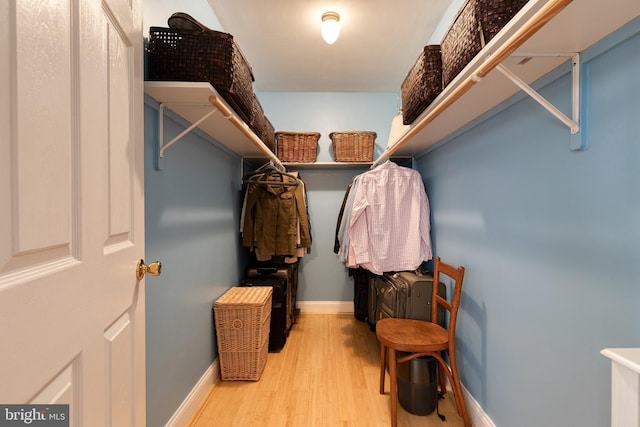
[256,267,278,275]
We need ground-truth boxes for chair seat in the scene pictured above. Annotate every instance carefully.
[376,318,448,353]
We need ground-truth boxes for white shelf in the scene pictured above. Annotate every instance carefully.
[283,157,415,169]
[381,0,640,160]
[284,162,372,168]
[144,81,276,160]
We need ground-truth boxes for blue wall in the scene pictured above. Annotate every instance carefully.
[144,100,245,426]
[416,19,640,427]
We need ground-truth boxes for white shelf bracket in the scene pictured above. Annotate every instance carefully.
[496,53,583,149]
[158,102,219,162]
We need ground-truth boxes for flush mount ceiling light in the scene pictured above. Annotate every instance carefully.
[321,11,340,45]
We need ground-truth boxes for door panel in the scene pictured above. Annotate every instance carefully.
[107,11,134,243]
[0,0,145,425]
[14,0,73,254]
[30,360,80,427]
[1,0,76,280]
[105,312,134,427]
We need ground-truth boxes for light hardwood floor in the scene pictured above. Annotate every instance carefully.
[188,313,466,427]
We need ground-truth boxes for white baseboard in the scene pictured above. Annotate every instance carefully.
[297,301,353,313]
[165,359,219,427]
[461,379,495,427]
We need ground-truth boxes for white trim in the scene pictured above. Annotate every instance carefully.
[297,301,354,314]
[165,359,219,427]
[462,382,496,427]
[438,374,494,427]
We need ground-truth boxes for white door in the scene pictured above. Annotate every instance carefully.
[0,0,145,425]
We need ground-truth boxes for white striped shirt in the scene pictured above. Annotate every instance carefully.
[347,161,432,274]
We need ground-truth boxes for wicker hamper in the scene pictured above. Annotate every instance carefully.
[275,131,321,163]
[401,45,443,125]
[147,26,256,123]
[214,286,272,381]
[329,131,377,162]
[249,94,276,153]
[441,0,529,87]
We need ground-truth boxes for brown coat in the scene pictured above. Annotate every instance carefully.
[242,174,311,258]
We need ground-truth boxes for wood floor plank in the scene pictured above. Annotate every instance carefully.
[187,313,466,427]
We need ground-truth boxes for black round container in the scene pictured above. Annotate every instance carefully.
[396,353,438,415]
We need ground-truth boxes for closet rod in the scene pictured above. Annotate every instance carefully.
[208,95,285,171]
[372,0,573,168]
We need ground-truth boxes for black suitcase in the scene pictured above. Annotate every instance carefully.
[247,265,295,331]
[367,274,378,330]
[247,258,299,326]
[375,273,401,323]
[375,270,446,325]
[350,268,371,322]
[240,277,288,352]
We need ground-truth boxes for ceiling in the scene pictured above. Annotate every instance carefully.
[207,0,452,93]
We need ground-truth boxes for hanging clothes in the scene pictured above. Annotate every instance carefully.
[336,160,432,275]
[336,174,362,264]
[334,181,353,254]
[241,168,311,262]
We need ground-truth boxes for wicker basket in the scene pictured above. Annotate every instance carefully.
[249,94,275,153]
[329,132,377,162]
[214,286,272,381]
[401,45,443,125]
[275,132,321,163]
[441,0,529,88]
[147,26,255,123]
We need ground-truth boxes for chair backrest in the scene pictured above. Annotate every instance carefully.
[431,257,465,341]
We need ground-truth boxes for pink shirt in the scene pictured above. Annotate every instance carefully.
[347,161,432,274]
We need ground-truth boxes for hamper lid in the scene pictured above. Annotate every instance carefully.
[214,286,272,307]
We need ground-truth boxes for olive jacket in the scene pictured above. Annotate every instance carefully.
[242,173,311,260]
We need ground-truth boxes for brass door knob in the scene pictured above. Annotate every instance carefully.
[136,259,162,280]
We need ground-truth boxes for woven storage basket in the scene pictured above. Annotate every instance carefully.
[275,132,321,163]
[441,0,529,88]
[214,286,272,381]
[329,131,377,162]
[249,94,275,153]
[401,45,443,125]
[147,26,255,123]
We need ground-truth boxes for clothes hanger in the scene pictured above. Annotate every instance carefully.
[243,162,300,187]
[244,173,299,187]
[243,161,293,179]
[243,161,277,178]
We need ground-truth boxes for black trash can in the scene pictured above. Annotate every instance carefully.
[396,352,438,415]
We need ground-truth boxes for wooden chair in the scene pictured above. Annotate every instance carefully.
[376,257,471,427]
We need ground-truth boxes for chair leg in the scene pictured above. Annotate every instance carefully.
[448,350,471,427]
[389,348,398,427]
[437,355,447,394]
[432,353,471,427]
[379,343,387,394]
